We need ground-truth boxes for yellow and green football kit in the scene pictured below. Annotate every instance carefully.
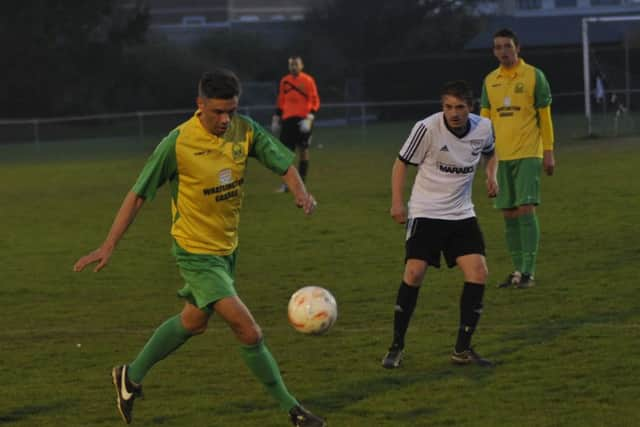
[480,58,555,277]
[132,111,294,308]
[127,112,304,415]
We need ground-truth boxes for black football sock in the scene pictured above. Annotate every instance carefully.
[455,282,485,353]
[298,159,308,181]
[391,281,420,350]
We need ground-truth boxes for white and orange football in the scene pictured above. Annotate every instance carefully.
[287,286,337,335]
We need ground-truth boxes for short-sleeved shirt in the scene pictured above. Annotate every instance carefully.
[398,112,494,220]
[276,72,320,119]
[132,112,294,255]
[480,58,552,160]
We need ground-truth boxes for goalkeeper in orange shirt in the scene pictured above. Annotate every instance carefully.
[272,56,320,192]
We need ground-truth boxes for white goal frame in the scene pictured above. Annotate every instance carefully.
[582,15,640,136]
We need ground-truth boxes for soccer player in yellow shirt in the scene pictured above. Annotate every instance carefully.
[73,69,326,427]
[480,28,556,289]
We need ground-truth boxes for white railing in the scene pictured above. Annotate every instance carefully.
[0,92,636,146]
[0,100,442,147]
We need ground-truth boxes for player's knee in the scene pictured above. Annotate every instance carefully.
[181,310,210,335]
[189,324,208,335]
[517,204,535,215]
[183,319,208,335]
[404,268,426,286]
[467,264,488,284]
[234,321,263,345]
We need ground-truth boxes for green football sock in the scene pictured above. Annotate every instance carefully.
[519,213,540,275]
[128,314,193,383]
[240,340,299,411]
[505,217,523,272]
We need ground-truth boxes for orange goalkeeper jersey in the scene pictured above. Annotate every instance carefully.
[276,72,320,119]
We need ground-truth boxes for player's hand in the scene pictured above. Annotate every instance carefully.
[271,115,281,134]
[73,246,114,273]
[390,203,407,224]
[543,150,555,176]
[486,177,498,198]
[299,114,314,133]
[296,192,317,215]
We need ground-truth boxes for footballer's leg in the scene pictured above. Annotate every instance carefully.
[297,132,311,182]
[298,147,309,182]
[276,119,298,192]
[516,204,539,289]
[215,296,327,425]
[114,307,199,423]
[495,161,524,288]
[452,254,493,367]
[127,306,203,384]
[382,259,427,369]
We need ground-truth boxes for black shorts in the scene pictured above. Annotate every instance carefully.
[405,217,485,268]
[280,117,312,150]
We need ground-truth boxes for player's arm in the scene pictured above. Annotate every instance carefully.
[480,80,491,118]
[309,76,320,115]
[247,117,316,215]
[299,76,320,133]
[392,121,429,223]
[535,68,556,176]
[390,158,409,224]
[74,131,177,273]
[275,77,286,117]
[482,125,498,197]
[483,151,498,198]
[539,106,555,176]
[73,192,145,272]
[281,166,317,215]
[272,78,285,133]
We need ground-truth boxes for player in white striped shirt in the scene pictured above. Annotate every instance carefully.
[382,80,498,369]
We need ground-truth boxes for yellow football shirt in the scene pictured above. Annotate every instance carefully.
[480,59,554,160]
[132,112,294,255]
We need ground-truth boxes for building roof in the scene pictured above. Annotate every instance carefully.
[466,14,640,50]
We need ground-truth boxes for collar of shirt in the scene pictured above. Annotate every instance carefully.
[498,58,525,78]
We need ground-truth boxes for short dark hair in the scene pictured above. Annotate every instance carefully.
[441,80,474,106]
[198,68,241,99]
[493,28,519,47]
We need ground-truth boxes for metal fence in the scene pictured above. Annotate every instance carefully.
[1,93,638,148]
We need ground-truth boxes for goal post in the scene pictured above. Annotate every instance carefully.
[582,15,640,136]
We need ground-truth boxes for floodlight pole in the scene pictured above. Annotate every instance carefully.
[582,18,592,136]
[625,32,631,111]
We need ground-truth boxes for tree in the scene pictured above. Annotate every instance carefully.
[300,0,485,102]
[307,0,481,77]
[0,0,149,117]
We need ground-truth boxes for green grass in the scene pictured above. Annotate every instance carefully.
[2,119,640,426]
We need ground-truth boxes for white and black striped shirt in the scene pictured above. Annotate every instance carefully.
[398,112,494,220]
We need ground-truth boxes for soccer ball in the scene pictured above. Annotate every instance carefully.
[287,286,337,335]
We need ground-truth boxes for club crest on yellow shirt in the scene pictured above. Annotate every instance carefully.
[515,82,525,94]
[232,142,243,161]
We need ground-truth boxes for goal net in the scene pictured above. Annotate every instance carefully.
[582,15,640,137]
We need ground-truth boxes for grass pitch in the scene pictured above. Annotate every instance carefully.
[1,120,639,426]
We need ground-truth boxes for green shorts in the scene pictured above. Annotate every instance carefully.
[494,158,542,210]
[173,242,237,314]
